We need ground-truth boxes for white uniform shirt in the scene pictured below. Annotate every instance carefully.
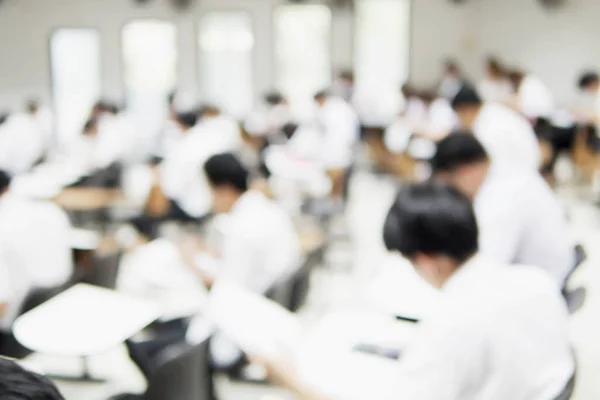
[519,74,555,120]
[475,165,574,285]
[0,113,44,176]
[477,78,514,103]
[186,191,302,365]
[160,118,242,218]
[371,256,574,400]
[426,98,459,134]
[318,97,360,170]
[472,103,541,170]
[0,193,73,330]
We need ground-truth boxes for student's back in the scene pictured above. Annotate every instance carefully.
[473,103,540,170]
[475,165,574,285]
[397,257,573,400]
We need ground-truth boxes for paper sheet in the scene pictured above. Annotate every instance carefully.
[207,281,301,359]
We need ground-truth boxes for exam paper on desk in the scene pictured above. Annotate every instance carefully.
[208,282,414,399]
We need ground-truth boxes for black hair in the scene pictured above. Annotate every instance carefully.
[0,112,9,125]
[383,182,478,263]
[430,133,489,173]
[282,123,299,140]
[0,170,10,192]
[338,69,354,83]
[444,59,460,74]
[578,71,599,90]
[313,89,330,101]
[264,92,285,106]
[82,117,98,135]
[451,85,482,110]
[485,56,506,78]
[0,357,65,400]
[175,111,198,129]
[26,99,39,114]
[204,153,249,192]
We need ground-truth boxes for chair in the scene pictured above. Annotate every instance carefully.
[81,251,122,290]
[565,244,587,286]
[289,246,325,312]
[111,339,214,400]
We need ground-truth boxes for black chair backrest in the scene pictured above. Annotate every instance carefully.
[143,340,212,400]
[289,246,324,312]
[82,251,122,290]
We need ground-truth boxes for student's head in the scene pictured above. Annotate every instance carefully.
[82,117,98,137]
[401,83,417,98]
[0,171,11,197]
[314,90,330,107]
[430,133,490,199]
[264,91,287,107]
[383,183,478,288]
[175,111,198,132]
[0,357,65,400]
[444,59,460,77]
[451,86,482,129]
[485,56,505,79]
[418,90,436,106]
[508,69,525,92]
[26,99,39,115]
[578,71,600,94]
[204,153,249,214]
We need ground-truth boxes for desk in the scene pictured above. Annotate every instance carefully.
[13,284,159,359]
[54,188,124,211]
[296,311,415,399]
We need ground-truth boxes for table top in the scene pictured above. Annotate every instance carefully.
[13,284,160,356]
[54,188,124,211]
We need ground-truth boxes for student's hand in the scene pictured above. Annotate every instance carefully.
[250,353,297,389]
[178,235,204,268]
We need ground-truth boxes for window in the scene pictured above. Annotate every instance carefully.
[199,12,254,119]
[50,28,101,146]
[274,4,332,121]
[355,0,411,90]
[122,20,177,150]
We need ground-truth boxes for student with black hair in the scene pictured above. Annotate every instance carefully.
[314,89,359,210]
[0,357,65,400]
[438,58,465,100]
[430,134,574,288]
[477,56,513,103]
[257,182,574,400]
[0,170,73,355]
[451,85,540,170]
[184,153,301,369]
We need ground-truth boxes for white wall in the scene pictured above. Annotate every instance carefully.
[0,0,467,111]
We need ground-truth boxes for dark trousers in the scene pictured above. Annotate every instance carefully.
[129,200,205,240]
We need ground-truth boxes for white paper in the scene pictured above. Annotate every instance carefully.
[207,281,301,359]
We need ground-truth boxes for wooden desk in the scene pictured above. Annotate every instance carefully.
[54,188,124,211]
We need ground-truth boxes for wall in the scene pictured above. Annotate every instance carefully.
[0,0,469,111]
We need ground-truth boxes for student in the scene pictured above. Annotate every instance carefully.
[0,112,43,176]
[577,71,600,119]
[331,69,355,102]
[130,111,205,238]
[257,183,575,400]
[477,56,514,103]
[451,85,541,170]
[127,154,301,376]
[430,134,574,287]
[507,69,555,121]
[314,90,360,208]
[437,59,464,100]
[0,171,73,353]
[0,357,65,400]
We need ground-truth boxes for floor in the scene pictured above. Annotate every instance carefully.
[25,168,600,399]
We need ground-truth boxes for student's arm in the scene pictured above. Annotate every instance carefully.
[476,200,522,265]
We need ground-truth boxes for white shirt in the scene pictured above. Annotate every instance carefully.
[318,97,360,169]
[475,165,574,285]
[370,256,574,400]
[186,191,301,365]
[160,118,241,218]
[519,74,555,120]
[0,193,73,330]
[477,78,514,103]
[426,98,459,135]
[0,113,44,176]
[438,75,463,100]
[472,103,541,170]
[32,107,54,152]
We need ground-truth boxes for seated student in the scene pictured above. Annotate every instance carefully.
[0,112,44,176]
[0,171,73,354]
[314,90,360,210]
[127,153,301,378]
[430,134,574,288]
[451,85,541,171]
[0,357,65,399]
[437,59,466,100]
[258,183,575,400]
[477,56,514,104]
